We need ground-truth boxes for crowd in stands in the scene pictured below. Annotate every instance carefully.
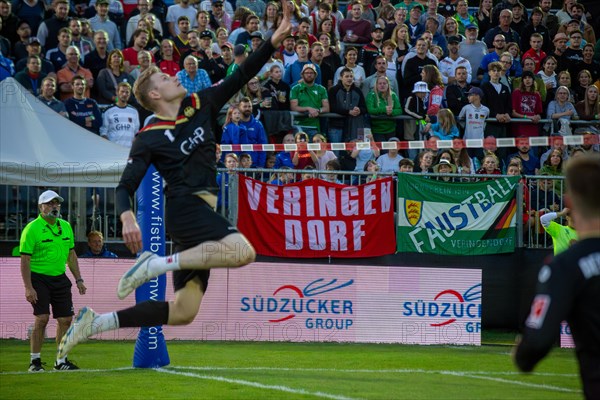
[1,0,599,214]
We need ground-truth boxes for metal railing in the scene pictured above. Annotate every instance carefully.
[0,186,121,243]
[1,172,565,253]
[290,111,600,137]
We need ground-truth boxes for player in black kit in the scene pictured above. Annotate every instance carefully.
[58,4,294,359]
[513,154,600,400]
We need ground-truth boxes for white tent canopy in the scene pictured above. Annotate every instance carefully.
[0,78,129,187]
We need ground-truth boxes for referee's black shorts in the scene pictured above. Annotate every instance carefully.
[165,195,239,293]
[31,272,74,318]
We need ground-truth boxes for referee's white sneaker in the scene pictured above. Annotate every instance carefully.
[117,251,157,300]
[58,307,98,359]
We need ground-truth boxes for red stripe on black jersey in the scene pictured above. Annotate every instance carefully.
[191,93,201,109]
[139,120,176,132]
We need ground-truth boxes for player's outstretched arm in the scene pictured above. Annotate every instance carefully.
[208,5,292,108]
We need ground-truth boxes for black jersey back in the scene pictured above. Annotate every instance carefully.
[115,40,277,214]
[515,238,600,399]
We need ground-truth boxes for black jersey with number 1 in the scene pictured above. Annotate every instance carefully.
[115,40,276,215]
[515,238,600,400]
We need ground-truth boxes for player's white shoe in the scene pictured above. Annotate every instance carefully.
[117,251,157,300]
[57,307,98,359]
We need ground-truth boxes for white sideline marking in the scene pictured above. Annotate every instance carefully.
[442,371,579,393]
[169,365,578,378]
[168,366,580,394]
[0,366,580,395]
[155,367,360,400]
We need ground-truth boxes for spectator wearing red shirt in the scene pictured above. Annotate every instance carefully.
[521,33,546,73]
[158,39,180,76]
[122,29,155,73]
[511,70,543,137]
[339,0,372,45]
[294,17,317,47]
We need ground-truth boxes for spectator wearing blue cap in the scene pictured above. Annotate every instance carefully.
[404,3,425,46]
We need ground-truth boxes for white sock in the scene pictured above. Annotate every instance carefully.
[30,353,41,362]
[90,312,120,336]
[147,253,181,277]
[52,313,119,363]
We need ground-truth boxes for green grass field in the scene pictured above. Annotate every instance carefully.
[0,333,580,399]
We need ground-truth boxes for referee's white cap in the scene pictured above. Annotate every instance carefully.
[38,190,64,204]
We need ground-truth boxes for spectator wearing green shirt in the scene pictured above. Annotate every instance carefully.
[395,0,423,12]
[290,63,330,138]
[366,75,402,142]
[540,207,578,255]
[226,44,248,76]
[20,190,87,372]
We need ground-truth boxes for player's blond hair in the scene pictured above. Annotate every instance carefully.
[133,66,161,112]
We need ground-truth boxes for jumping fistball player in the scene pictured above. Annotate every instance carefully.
[513,154,600,400]
[58,2,295,359]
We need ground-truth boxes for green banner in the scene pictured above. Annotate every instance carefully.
[397,175,520,255]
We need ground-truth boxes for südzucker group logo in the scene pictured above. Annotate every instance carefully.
[402,283,482,327]
[240,278,355,330]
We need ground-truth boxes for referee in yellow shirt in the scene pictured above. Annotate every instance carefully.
[20,190,87,372]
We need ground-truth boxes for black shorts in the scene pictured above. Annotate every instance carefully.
[31,272,74,318]
[166,195,239,292]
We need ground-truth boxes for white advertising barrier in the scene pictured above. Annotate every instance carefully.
[0,258,139,341]
[0,259,481,345]
[560,322,575,348]
[209,263,482,345]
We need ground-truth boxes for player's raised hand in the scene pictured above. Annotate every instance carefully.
[271,0,293,48]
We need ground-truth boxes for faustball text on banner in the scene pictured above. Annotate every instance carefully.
[237,176,396,258]
[397,175,520,255]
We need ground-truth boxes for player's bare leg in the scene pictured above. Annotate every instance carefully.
[58,278,204,358]
[117,233,255,299]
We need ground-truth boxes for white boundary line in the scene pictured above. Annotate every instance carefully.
[155,367,361,400]
[167,365,578,377]
[166,366,580,394]
[0,365,578,378]
[440,371,579,394]
[0,365,580,395]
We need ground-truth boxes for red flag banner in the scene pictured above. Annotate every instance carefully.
[237,175,396,258]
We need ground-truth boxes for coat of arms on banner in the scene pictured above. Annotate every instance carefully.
[404,199,422,227]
